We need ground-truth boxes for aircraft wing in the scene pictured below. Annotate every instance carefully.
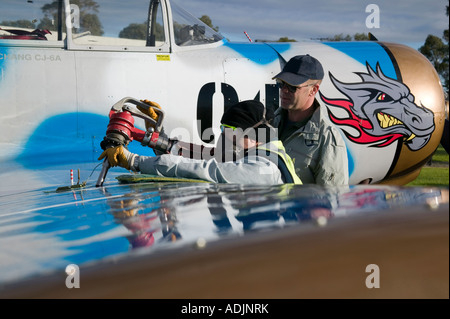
[0,162,448,299]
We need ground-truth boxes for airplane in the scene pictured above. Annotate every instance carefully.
[0,0,448,299]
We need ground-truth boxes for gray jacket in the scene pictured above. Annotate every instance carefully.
[273,101,349,185]
[136,143,284,185]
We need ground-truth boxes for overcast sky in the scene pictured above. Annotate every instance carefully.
[178,0,448,50]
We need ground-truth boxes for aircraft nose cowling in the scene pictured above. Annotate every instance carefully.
[380,42,446,184]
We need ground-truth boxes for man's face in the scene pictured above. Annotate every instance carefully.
[216,127,259,162]
[221,127,255,150]
[278,80,317,111]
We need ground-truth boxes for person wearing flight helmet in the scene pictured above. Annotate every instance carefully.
[98,100,301,185]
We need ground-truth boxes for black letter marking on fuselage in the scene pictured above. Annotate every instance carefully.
[196,83,279,144]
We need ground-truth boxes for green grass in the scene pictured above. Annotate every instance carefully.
[407,145,449,187]
[407,166,449,187]
[429,145,449,164]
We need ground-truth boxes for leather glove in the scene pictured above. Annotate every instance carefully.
[98,146,138,171]
[138,99,162,130]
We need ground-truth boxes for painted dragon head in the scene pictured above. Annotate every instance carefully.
[320,63,435,151]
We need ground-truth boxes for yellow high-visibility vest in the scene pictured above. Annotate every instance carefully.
[257,141,302,185]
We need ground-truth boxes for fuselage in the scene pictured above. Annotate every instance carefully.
[0,0,446,185]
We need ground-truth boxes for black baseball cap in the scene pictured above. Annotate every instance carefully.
[272,54,324,86]
[220,100,276,142]
[221,100,274,130]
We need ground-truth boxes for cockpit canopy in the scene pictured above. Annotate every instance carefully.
[171,1,224,46]
[0,0,224,49]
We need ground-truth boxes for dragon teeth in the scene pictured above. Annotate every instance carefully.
[377,113,403,128]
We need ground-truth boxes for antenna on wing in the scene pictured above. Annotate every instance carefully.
[243,31,252,42]
[368,32,378,41]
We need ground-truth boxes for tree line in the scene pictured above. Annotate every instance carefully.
[418,2,448,98]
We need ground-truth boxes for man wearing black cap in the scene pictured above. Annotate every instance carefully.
[98,100,301,185]
[272,54,349,185]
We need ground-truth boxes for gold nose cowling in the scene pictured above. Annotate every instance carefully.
[378,43,446,185]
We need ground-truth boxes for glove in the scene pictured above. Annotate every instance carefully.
[138,99,162,130]
[98,145,138,171]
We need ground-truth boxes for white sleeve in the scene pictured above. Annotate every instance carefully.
[137,154,283,185]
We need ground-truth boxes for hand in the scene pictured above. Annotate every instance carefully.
[138,99,162,130]
[98,146,136,170]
